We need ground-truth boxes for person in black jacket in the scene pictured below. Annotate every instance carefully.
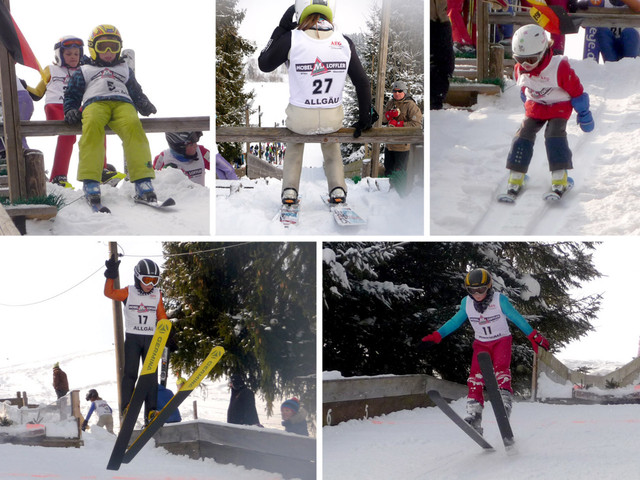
[227,374,262,427]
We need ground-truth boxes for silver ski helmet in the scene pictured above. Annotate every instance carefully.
[134,259,160,289]
[54,36,84,67]
[295,0,336,24]
[512,24,548,71]
[165,131,202,158]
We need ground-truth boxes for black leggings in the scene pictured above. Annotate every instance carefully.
[122,333,158,418]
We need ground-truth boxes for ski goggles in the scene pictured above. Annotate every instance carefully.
[466,286,489,295]
[140,275,160,286]
[513,54,541,69]
[94,39,121,54]
[56,38,84,49]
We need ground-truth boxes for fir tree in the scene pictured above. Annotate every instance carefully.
[323,242,602,396]
[161,242,316,416]
[216,0,256,163]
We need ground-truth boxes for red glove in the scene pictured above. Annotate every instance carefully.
[385,109,399,121]
[421,331,442,346]
[389,119,404,127]
[527,329,549,353]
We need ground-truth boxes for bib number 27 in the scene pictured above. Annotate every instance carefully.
[312,78,333,94]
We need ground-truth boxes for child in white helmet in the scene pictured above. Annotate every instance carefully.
[505,24,593,199]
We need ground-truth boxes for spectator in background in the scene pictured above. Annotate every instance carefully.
[82,389,114,433]
[157,383,181,423]
[281,398,309,436]
[227,374,262,427]
[52,362,69,399]
[430,0,455,110]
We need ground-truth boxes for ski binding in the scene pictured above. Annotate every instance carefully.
[543,177,574,202]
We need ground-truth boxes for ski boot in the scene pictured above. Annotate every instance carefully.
[52,175,73,189]
[83,180,102,207]
[329,186,347,204]
[145,410,159,427]
[464,399,484,435]
[281,188,299,205]
[134,178,157,203]
[507,170,525,196]
[500,389,513,419]
[550,169,569,196]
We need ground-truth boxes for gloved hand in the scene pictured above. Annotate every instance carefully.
[421,331,442,347]
[571,92,594,132]
[520,89,527,103]
[279,5,298,30]
[64,108,82,124]
[104,254,121,279]
[81,420,88,431]
[527,329,549,353]
[137,99,157,116]
[388,119,405,127]
[384,109,399,121]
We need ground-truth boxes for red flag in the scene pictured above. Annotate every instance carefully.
[0,2,43,74]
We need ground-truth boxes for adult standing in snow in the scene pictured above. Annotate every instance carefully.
[281,397,309,436]
[82,389,114,433]
[382,81,423,190]
[154,131,211,186]
[52,362,69,399]
[420,268,550,435]
[430,0,455,110]
[504,24,593,198]
[103,255,168,424]
[258,0,375,206]
[227,374,262,427]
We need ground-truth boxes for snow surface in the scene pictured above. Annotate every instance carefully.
[430,57,640,235]
[23,168,210,236]
[323,397,640,480]
[216,82,424,235]
[0,350,302,479]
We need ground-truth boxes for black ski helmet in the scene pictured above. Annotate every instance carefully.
[86,389,98,401]
[165,131,202,158]
[134,259,160,289]
[464,268,492,290]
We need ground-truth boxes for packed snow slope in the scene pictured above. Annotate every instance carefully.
[323,397,640,480]
[0,350,294,479]
[430,57,640,235]
[24,168,210,235]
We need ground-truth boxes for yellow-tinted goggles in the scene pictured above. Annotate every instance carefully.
[141,276,159,286]
[94,39,121,54]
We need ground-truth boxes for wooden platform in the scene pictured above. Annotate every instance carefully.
[446,82,502,107]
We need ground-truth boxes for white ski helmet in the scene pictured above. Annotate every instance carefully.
[295,0,336,24]
[511,24,549,70]
[54,36,84,67]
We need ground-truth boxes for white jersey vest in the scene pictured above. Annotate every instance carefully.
[46,65,78,105]
[123,285,160,335]
[519,56,571,105]
[287,29,351,109]
[80,63,131,107]
[94,399,112,416]
[465,292,512,341]
[155,148,207,186]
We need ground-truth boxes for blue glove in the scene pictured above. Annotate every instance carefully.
[520,89,526,103]
[571,93,594,133]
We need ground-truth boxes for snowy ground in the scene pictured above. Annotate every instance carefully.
[0,350,301,479]
[323,398,640,480]
[23,167,210,236]
[430,57,640,235]
[216,81,424,235]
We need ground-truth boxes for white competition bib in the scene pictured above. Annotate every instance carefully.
[80,63,131,106]
[46,65,77,105]
[123,285,160,335]
[156,148,207,186]
[465,292,512,341]
[519,56,571,105]
[288,29,351,109]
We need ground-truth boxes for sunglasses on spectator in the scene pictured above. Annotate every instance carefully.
[466,286,488,295]
[141,276,160,286]
[393,89,404,93]
[94,39,121,54]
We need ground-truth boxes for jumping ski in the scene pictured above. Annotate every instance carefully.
[497,175,529,204]
[86,196,111,214]
[134,197,176,209]
[477,352,515,448]
[427,390,494,450]
[279,201,301,227]
[320,194,367,226]
[106,319,172,471]
[122,346,225,464]
[542,177,574,202]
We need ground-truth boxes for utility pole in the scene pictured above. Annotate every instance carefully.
[108,242,125,420]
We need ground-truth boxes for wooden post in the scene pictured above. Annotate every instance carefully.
[245,105,250,165]
[531,351,539,401]
[370,0,391,178]
[476,1,489,81]
[24,150,46,198]
[193,400,198,420]
[109,242,125,421]
[0,0,27,202]
[489,44,504,80]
